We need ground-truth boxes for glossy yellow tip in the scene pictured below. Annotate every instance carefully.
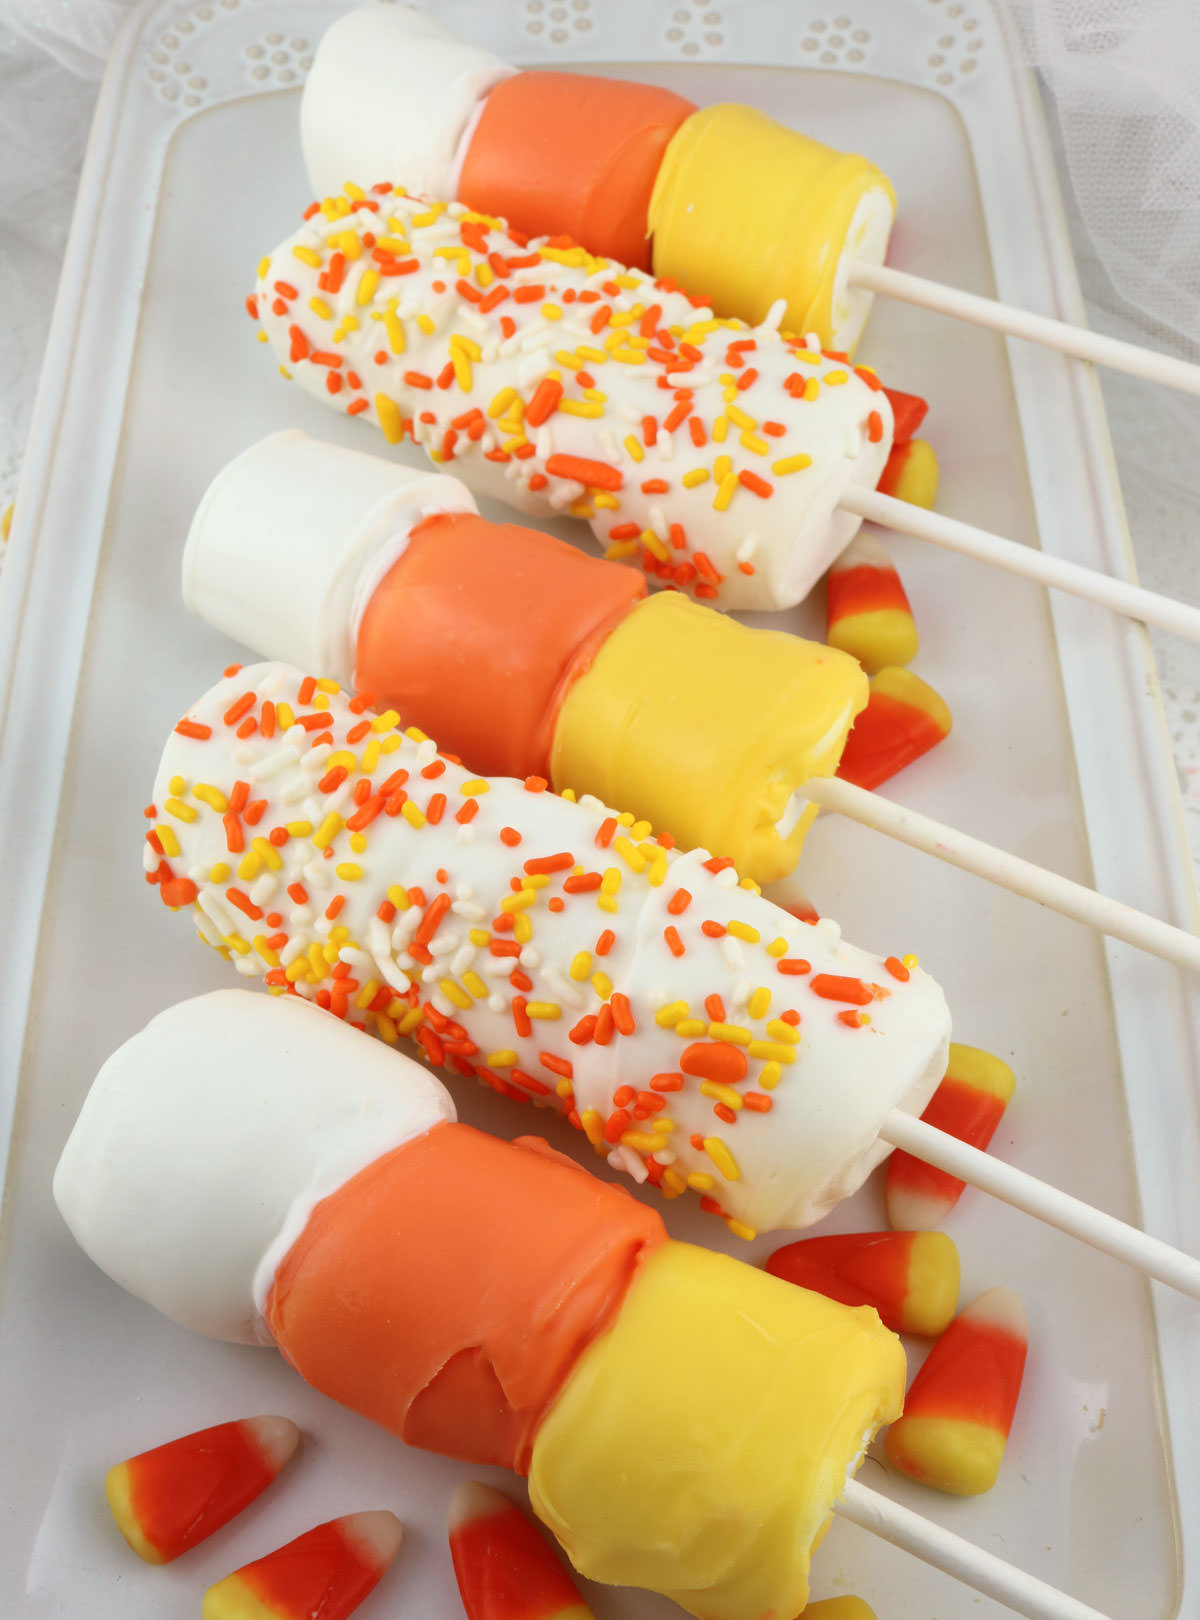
[885,1413,1008,1496]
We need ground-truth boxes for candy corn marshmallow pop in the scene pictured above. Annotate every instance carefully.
[299,3,1200,397]
[147,660,950,1239]
[251,185,1200,639]
[55,992,1123,1620]
[183,431,871,886]
[144,663,1200,1301]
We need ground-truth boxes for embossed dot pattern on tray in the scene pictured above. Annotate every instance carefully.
[524,0,592,41]
[801,15,871,66]
[923,0,985,83]
[664,1,724,57]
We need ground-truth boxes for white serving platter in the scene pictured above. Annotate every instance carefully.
[1,2,1199,1617]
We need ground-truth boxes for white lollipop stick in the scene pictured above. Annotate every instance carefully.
[850,260,1200,399]
[839,1479,1114,1620]
[807,775,1200,975]
[883,1111,1200,1301]
[838,486,1200,642]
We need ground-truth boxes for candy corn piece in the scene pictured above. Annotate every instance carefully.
[826,532,919,673]
[202,1511,403,1620]
[804,1600,879,1620]
[880,387,929,445]
[887,1044,1017,1230]
[450,1481,595,1620]
[884,1287,1028,1495]
[104,1416,299,1564]
[765,1230,959,1336]
[835,666,952,790]
[878,438,940,510]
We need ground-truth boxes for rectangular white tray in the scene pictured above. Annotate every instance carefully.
[2,2,1199,1617]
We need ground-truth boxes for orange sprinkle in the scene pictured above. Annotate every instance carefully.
[595,929,615,956]
[222,813,244,853]
[456,798,479,825]
[173,719,211,740]
[499,827,523,847]
[738,469,773,499]
[664,926,685,957]
[667,888,692,915]
[811,974,872,1005]
[287,882,308,905]
[326,895,345,921]
[744,1093,773,1112]
[838,1009,867,1028]
[545,453,623,492]
[223,692,255,726]
[867,410,884,443]
[777,958,811,976]
[701,920,727,939]
[885,955,911,982]
[525,376,563,426]
[705,993,726,1022]
[610,993,635,1035]
[525,852,575,875]
[524,775,549,793]
[681,1041,748,1085]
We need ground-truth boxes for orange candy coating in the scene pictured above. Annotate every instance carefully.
[355,511,646,780]
[202,1510,403,1620]
[458,71,696,271]
[104,1416,299,1564]
[885,1287,1028,1496]
[887,1044,1017,1230]
[265,1122,665,1474]
[450,1481,595,1620]
[835,665,951,791]
[765,1229,959,1336]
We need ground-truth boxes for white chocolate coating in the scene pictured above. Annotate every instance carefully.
[183,430,477,683]
[251,190,894,611]
[301,5,513,203]
[830,183,896,362]
[146,662,949,1235]
[53,990,455,1344]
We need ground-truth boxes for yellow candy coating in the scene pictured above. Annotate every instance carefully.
[550,591,867,885]
[527,1241,905,1620]
[104,1461,166,1564]
[828,606,920,672]
[884,1414,1009,1497]
[648,103,896,352]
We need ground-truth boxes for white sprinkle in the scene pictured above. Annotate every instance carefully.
[281,935,308,967]
[535,426,553,460]
[599,427,620,461]
[488,993,507,1014]
[736,531,759,563]
[656,430,674,463]
[608,1145,649,1183]
[649,503,667,534]
[451,898,486,922]
[450,943,476,976]
[250,874,278,907]
[761,298,787,334]
[722,935,745,970]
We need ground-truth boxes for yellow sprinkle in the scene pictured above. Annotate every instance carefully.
[772,453,814,475]
[605,541,639,561]
[767,936,789,956]
[804,377,820,402]
[333,229,361,261]
[355,978,382,1010]
[570,952,592,982]
[741,433,770,456]
[726,404,756,431]
[554,350,583,371]
[663,1167,688,1195]
[824,369,849,385]
[640,528,670,562]
[355,267,380,307]
[487,1050,519,1068]
[361,739,382,774]
[375,234,408,253]
[766,1018,801,1044]
[285,820,313,838]
[463,971,489,1000]
[488,387,518,419]
[609,347,646,364]
[475,261,494,288]
[703,1137,740,1181]
[513,913,534,944]
[400,800,426,829]
[619,1132,661,1153]
[581,1108,604,1148]
[700,1080,744,1110]
[433,244,470,272]
[208,861,229,883]
[748,987,771,1021]
[600,868,622,896]
[748,1040,797,1065]
[371,708,401,732]
[257,256,271,279]
[371,392,403,444]
[902,953,920,969]
[276,701,295,731]
[460,779,489,796]
[675,1018,707,1038]
[500,889,537,914]
[560,400,603,418]
[542,303,563,321]
[416,314,436,336]
[591,972,613,1001]
[398,1006,425,1036]
[335,863,363,881]
[759,1061,782,1091]
[681,467,709,489]
[284,957,308,983]
[154,824,181,857]
[375,1012,399,1044]
[612,836,647,873]
[708,1022,753,1046]
[251,837,283,872]
[349,833,368,855]
[309,296,332,320]
[313,813,343,850]
[687,1171,716,1191]
[381,734,403,754]
[249,935,279,967]
[727,920,760,943]
[726,1218,757,1241]
[381,305,406,355]
[343,182,366,201]
[468,926,490,947]
[526,1001,561,1020]
[440,979,473,1010]
[164,797,197,823]
[225,933,251,956]
[451,348,473,391]
[236,851,262,882]
[453,334,482,361]
[713,473,737,512]
[655,1001,689,1027]
[712,415,729,443]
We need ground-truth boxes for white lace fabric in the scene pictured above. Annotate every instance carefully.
[2,0,1199,866]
